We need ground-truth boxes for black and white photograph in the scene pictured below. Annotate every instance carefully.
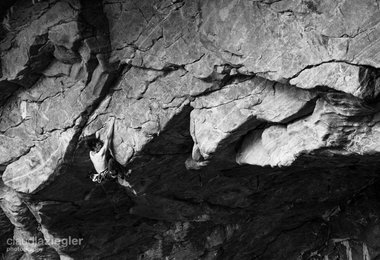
[0,0,380,259]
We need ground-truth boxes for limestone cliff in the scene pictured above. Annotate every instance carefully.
[1,0,380,259]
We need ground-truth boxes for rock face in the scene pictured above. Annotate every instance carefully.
[1,0,380,259]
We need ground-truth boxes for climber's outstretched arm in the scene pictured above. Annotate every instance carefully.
[103,118,115,152]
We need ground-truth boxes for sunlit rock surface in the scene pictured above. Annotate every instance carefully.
[1,0,380,259]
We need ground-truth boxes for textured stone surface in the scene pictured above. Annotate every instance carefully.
[199,0,380,79]
[190,76,316,161]
[0,0,81,104]
[289,62,380,99]
[1,0,380,259]
[237,95,380,167]
[0,184,59,259]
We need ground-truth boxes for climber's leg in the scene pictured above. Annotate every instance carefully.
[110,159,131,179]
[107,158,117,178]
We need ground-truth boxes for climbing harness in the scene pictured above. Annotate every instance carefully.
[90,169,117,183]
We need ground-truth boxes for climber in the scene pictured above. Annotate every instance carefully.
[86,118,120,183]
